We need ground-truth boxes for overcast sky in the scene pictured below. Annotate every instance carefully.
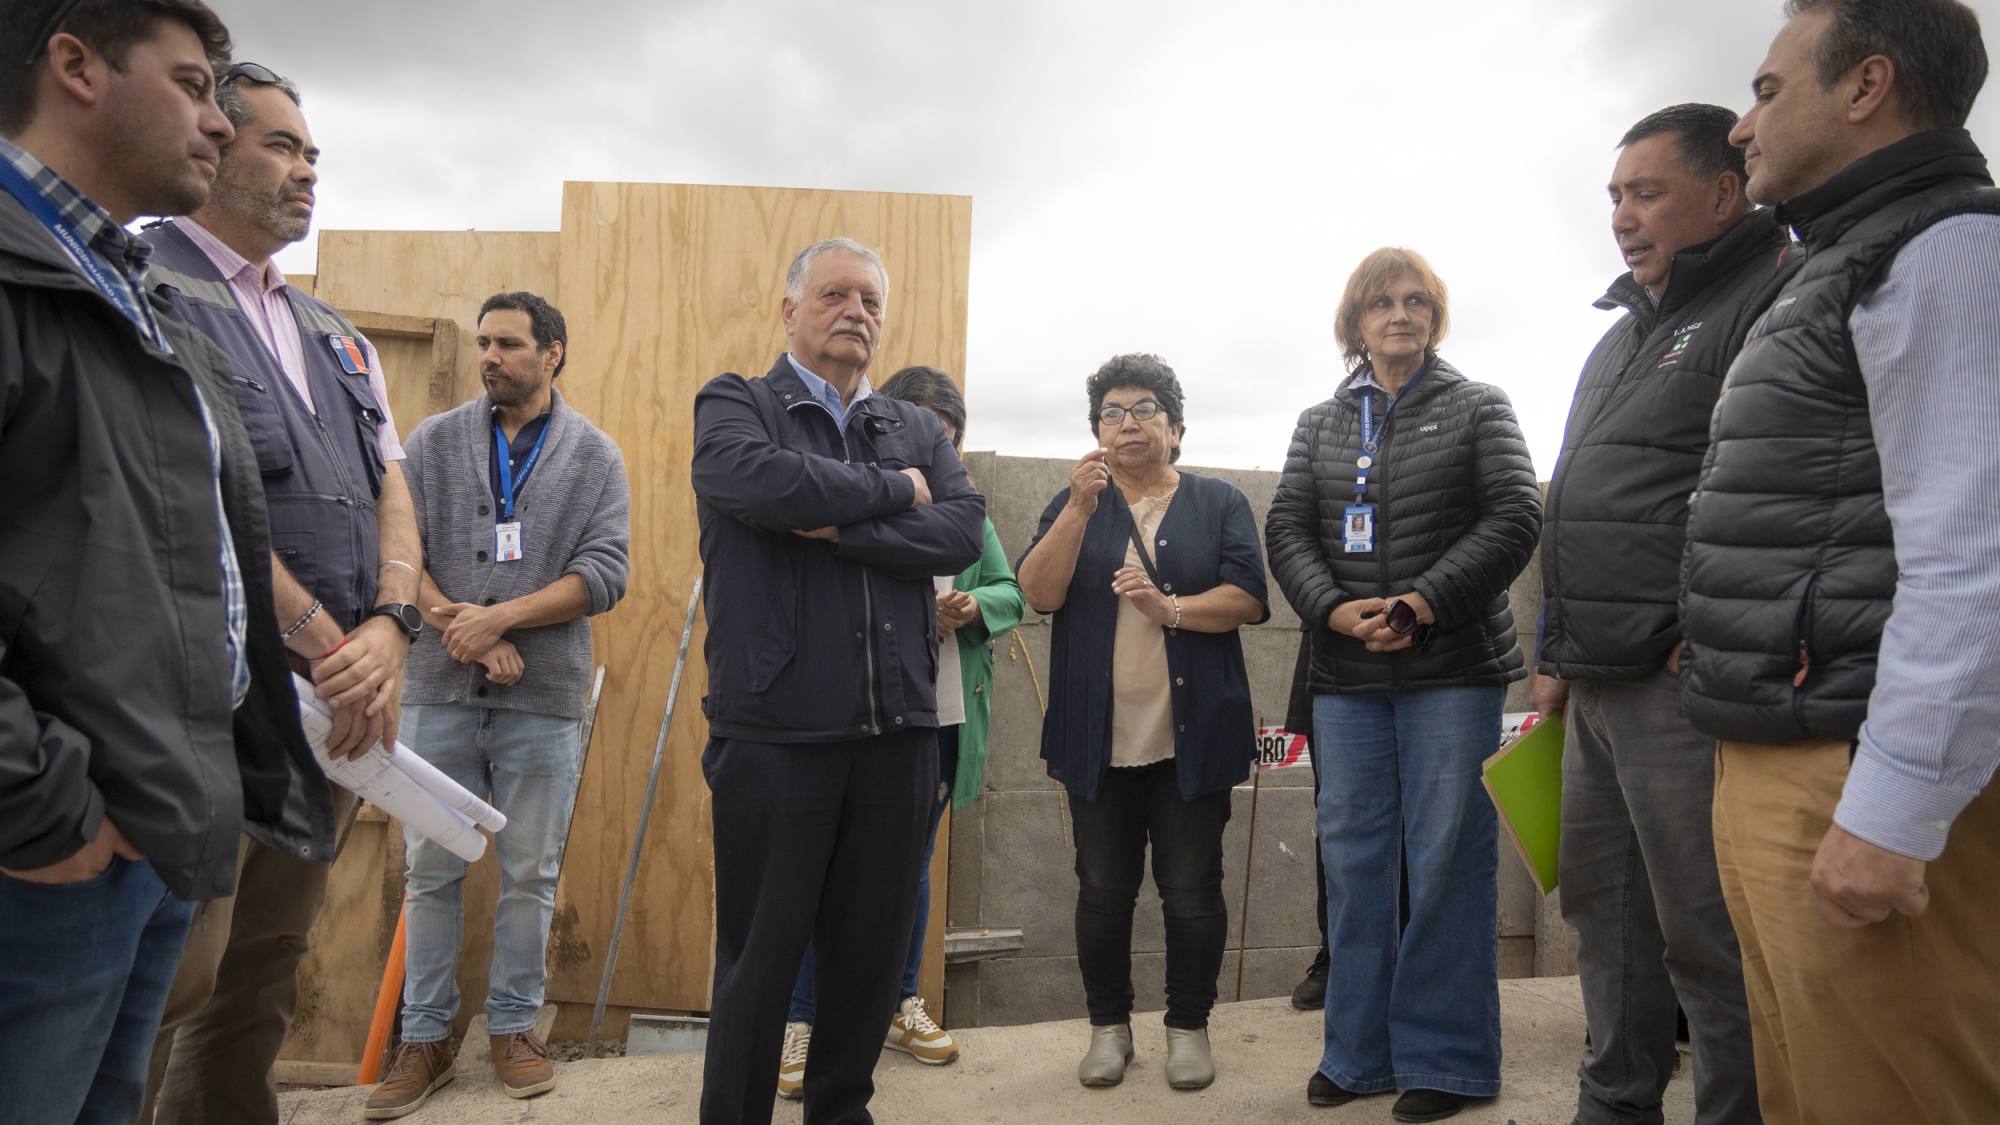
[231,0,2000,477]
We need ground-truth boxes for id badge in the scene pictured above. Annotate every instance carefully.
[1342,504,1375,554]
[495,521,524,562]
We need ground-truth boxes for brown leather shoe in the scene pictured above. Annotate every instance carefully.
[491,1030,557,1099]
[364,1040,456,1119]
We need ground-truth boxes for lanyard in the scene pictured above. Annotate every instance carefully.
[0,159,165,351]
[1354,391,1385,502]
[493,420,551,521]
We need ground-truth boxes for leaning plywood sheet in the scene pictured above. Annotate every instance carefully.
[548,181,973,1012]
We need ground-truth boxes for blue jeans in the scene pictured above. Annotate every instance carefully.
[1314,687,1504,1097]
[788,727,959,1023]
[0,858,194,1124]
[397,703,582,1043]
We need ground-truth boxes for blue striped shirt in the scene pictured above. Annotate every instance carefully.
[1836,213,2000,860]
[0,138,249,707]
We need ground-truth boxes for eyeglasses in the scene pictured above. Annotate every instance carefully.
[24,0,85,65]
[1097,399,1164,427]
[221,61,286,87]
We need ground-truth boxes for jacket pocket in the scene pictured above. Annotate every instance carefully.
[229,375,295,477]
[862,417,934,471]
[747,561,798,693]
[1789,571,1819,724]
[272,530,317,595]
[329,358,388,498]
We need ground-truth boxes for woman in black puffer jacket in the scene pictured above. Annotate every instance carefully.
[1264,247,1539,1122]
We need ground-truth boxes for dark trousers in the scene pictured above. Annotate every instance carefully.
[0,859,192,1125]
[700,730,936,1125]
[1070,760,1232,1030]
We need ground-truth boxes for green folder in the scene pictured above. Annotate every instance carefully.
[1482,716,1564,895]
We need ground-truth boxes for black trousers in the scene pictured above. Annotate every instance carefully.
[699,730,936,1125]
[1070,760,1232,1030]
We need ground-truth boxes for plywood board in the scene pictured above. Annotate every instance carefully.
[313,229,561,418]
[548,181,973,1011]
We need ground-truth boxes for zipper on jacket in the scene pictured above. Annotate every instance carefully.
[1791,573,1818,689]
[839,418,882,735]
[309,407,371,621]
[1371,387,1400,691]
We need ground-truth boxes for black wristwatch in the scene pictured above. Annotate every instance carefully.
[369,602,423,642]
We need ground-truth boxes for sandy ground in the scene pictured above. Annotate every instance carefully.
[278,976,1691,1124]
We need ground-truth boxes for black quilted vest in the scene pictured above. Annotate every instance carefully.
[1680,129,2000,742]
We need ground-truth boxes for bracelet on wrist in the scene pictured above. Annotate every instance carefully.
[316,636,348,662]
[1169,593,1182,630]
[282,600,323,642]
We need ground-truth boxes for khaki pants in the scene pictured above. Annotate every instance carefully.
[142,787,355,1125]
[1712,739,2000,1125]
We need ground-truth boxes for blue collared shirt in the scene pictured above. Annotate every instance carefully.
[1836,213,2000,860]
[0,138,249,706]
[786,352,871,429]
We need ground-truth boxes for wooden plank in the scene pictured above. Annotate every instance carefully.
[548,182,973,1012]
[313,229,561,430]
[272,1059,356,1087]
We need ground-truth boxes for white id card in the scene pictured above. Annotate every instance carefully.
[1342,504,1375,554]
[495,521,524,562]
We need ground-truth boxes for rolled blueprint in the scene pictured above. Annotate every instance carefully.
[292,675,505,862]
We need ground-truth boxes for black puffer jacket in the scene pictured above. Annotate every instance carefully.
[1266,357,1541,694]
[1538,211,1791,681]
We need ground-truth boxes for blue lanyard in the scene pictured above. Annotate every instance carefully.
[1354,391,1385,502]
[0,159,165,352]
[493,420,551,521]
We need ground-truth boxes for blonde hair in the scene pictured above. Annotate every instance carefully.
[1334,248,1452,372]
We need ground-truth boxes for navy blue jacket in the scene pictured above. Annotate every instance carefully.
[1026,473,1270,800]
[692,357,986,743]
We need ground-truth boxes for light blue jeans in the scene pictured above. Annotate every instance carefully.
[397,703,581,1043]
[1314,686,1505,1098]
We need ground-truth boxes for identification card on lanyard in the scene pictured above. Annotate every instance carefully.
[493,420,550,563]
[1346,392,1382,553]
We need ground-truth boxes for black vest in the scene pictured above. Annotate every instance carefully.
[144,221,386,632]
[1681,130,2000,742]
[1539,211,1790,680]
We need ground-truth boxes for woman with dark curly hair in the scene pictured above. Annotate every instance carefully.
[1017,353,1268,1093]
[1265,248,1540,1122]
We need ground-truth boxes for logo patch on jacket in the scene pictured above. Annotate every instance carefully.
[1656,320,1703,369]
[328,335,370,375]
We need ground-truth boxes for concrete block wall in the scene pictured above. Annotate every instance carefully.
[945,453,1570,1029]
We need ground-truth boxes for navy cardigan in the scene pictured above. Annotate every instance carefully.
[1025,472,1270,800]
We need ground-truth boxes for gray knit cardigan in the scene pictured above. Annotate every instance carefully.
[401,389,630,719]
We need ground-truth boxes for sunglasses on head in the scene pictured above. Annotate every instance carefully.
[24,0,85,65]
[221,61,286,87]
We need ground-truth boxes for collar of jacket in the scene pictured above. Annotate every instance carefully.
[1777,128,1992,248]
[0,187,109,291]
[1332,354,1465,410]
[1594,208,1791,324]
[762,354,904,427]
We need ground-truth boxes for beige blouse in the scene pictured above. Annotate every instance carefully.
[1110,491,1177,767]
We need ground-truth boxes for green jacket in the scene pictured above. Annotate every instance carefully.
[949,518,1025,810]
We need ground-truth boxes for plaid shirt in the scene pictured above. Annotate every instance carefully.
[0,138,249,706]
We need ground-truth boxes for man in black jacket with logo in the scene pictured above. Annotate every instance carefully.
[0,3,329,1122]
[691,237,984,1125]
[1681,2,2000,1120]
[1535,105,1784,1125]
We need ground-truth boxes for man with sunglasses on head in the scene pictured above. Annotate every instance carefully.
[136,62,423,1125]
[0,3,338,1123]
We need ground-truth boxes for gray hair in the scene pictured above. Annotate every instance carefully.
[784,237,889,303]
[217,70,302,135]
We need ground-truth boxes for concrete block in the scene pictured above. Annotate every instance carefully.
[981,624,1060,796]
[946,797,984,927]
[1496,824,1539,938]
[943,962,980,1028]
[978,790,1080,958]
[1234,784,1322,951]
[1231,944,1321,1005]
[1536,888,1580,977]
[1499,934,1537,979]
[974,950,1253,1029]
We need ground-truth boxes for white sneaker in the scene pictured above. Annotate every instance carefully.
[777,1021,810,1099]
[884,996,959,1065]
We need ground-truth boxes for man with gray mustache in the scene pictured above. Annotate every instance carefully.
[138,63,423,1125]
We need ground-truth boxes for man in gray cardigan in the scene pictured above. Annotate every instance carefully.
[365,291,630,1118]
